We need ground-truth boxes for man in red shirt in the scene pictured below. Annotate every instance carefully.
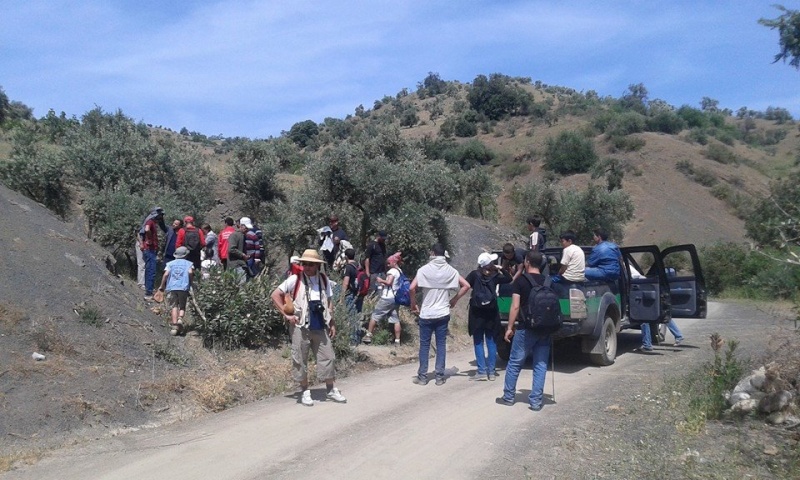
[176,216,206,272]
[218,217,236,270]
[140,207,165,300]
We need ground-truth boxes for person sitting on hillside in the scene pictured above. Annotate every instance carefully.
[584,227,622,282]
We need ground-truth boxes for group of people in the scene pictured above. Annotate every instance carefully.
[139,208,684,411]
[136,208,266,335]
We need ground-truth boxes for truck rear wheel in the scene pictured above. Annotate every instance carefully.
[589,316,617,366]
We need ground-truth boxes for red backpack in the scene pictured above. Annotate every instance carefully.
[355,268,370,297]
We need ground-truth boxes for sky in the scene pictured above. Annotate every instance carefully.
[2,1,799,139]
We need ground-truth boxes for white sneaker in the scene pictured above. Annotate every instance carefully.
[326,387,347,403]
[301,389,314,407]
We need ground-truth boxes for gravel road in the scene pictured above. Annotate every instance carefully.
[5,301,782,480]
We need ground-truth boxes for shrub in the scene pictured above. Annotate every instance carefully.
[192,270,287,349]
[441,139,495,170]
[467,73,533,120]
[544,130,598,174]
[646,110,686,134]
[608,134,645,152]
[0,131,71,217]
[501,161,531,180]
[692,166,718,187]
[686,128,708,145]
[704,143,738,164]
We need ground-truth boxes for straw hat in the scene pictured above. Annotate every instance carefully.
[298,249,325,264]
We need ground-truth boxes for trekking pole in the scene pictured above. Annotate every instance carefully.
[550,336,556,403]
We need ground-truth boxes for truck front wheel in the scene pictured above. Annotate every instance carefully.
[496,332,511,362]
[589,316,617,366]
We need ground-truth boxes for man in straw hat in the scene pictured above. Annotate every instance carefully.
[271,249,347,406]
[156,246,194,336]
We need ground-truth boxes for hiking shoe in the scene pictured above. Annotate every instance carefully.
[634,346,654,353]
[301,389,314,406]
[487,373,497,381]
[495,397,514,406]
[144,295,154,301]
[412,376,428,386]
[363,332,373,344]
[529,404,543,412]
[326,388,347,403]
[394,339,400,345]
[170,326,179,336]
[435,377,446,386]
[674,338,684,347]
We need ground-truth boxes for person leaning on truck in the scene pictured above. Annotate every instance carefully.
[584,227,622,282]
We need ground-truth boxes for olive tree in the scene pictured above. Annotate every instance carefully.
[760,5,800,69]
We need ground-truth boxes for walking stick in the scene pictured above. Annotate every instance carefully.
[550,336,556,403]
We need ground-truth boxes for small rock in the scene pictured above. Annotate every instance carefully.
[767,411,786,425]
[733,367,766,395]
[605,404,623,412]
[783,415,800,429]
[764,444,779,456]
[728,391,750,405]
[731,398,758,413]
[32,352,46,361]
[759,390,793,414]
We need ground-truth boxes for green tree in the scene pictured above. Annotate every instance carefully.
[544,130,598,174]
[512,181,634,245]
[760,5,800,68]
[746,170,800,249]
[228,141,287,222]
[458,167,499,220]
[467,73,533,120]
[286,120,319,148]
[0,86,9,126]
[291,127,458,271]
[618,83,648,114]
[0,125,71,217]
[417,72,448,98]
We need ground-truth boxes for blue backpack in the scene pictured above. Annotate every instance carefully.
[394,270,411,306]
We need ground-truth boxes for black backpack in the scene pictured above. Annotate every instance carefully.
[470,273,497,310]
[520,273,562,333]
[184,228,201,252]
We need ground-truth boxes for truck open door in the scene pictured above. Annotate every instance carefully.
[620,246,671,324]
[660,244,707,318]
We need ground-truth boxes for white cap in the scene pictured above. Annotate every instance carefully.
[290,256,300,265]
[477,252,499,267]
[239,217,253,229]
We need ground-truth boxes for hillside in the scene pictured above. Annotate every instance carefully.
[1,74,798,466]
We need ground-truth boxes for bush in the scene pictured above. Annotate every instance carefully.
[0,130,71,217]
[646,110,686,134]
[692,167,718,187]
[501,161,531,180]
[544,130,598,174]
[608,134,645,152]
[704,143,738,164]
[192,270,287,349]
[441,139,494,170]
[467,73,534,120]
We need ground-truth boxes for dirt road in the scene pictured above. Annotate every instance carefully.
[5,301,781,479]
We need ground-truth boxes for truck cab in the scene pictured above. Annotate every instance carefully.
[495,244,706,365]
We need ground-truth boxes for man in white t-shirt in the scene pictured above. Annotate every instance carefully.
[363,251,404,345]
[557,230,586,289]
[270,249,347,407]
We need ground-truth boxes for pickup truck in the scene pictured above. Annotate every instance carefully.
[495,244,706,365]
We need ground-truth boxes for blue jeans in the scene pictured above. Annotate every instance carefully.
[641,320,683,349]
[472,326,497,375]
[143,249,157,295]
[345,293,364,345]
[417,315,449,380]
[502,329,550,408]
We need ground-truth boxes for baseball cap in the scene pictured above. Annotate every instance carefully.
[239,217,253,229]
[477,252,499,267]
